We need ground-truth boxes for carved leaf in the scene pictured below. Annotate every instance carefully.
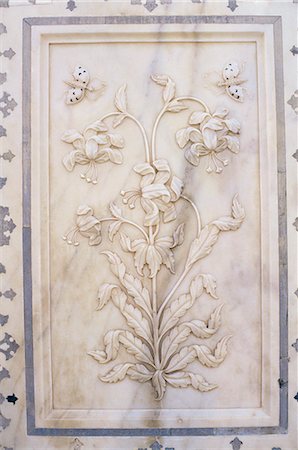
[171,223,185,247]
[200,274,218,299]
[120,303,152,343]
[152,371,166,400]
[97,283,119,310]
[103,251,152,315]
[115,84,127,113]
[119,331,153,365]
[109,202,122,218]
[161,324,192,367]
[108,133,125,148]
[165,346,196,373]
[113,113,127,128]
[164,371,217,392]
[100,363,133,383]
[166,99,187,113]
[159,293,193,337]
[193,335,232,368]
[185,225,220,269]
[106,148,123,164]
[108,220,122,241]
[212,195,245,230]
[119,232,133,252]
[127,364,153,382]
[121,272,152,315]
[183,304,223,338]
[88,330,122,363]
[151,74,175,104]
[176,127,201,148]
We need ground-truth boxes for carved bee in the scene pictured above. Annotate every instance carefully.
[64,65,106,105]
[217,62,246,102]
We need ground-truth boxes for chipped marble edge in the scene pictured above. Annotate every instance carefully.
[21,14,289,437]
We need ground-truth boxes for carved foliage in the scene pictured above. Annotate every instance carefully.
[63,75,244,400]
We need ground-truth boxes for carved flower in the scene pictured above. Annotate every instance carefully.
[61,121,125,184]
[63,205,102,246]
[120,224,184,278]
[121,159,183,226]
[176,108,240,173]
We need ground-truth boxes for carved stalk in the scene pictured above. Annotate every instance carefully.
[99,217,149,241]
[149,226,161,369]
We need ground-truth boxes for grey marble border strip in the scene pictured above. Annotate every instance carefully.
[22,14,288,437]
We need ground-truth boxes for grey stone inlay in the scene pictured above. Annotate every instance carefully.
[0,92,17,118]
[292,149,298,161]
[0,177,7,189]
[0,206,16,246]
[227,0,238,12]
[0,0,9,7]
[292,339,298,351]
[0,23,7,34]
[0,392,4,404]
[0,73,7,85]
[272,448,282,450]
[0,263,6,273]
[6,393,17,405]
[0,333,19,360]
[0,365,10,382]
[0,410,11,431]
[0,125,6,137]
[71,438,84,450]
[22,14,288,438]
[293,217,298,231]
[66,0,76,11]
[230,437,243,450]
[0,150,15,162]
[0,48,16,60]
[0,288,16,300]
[144,0,158,12]
[287,90,298,113]
[0,314,8,326]
[294,393,298,401]
[295,289,298,298]
[290,45,298,55]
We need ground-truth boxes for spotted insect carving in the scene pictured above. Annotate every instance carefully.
[217,62,246,102]
[64,65,106,105]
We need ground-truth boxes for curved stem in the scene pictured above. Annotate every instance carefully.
[126,113,151,163]
[180,195,201,235]
[175,96,210,113]
[99,217,149,241]
[151,105,167,162]
[94,112,151,164]
[151,96,210,161]
[157,267,189,321]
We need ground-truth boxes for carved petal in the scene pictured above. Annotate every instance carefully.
[202,128,218,150]
[63,150,87,171]
[223,118,241,133]
[140,198,160,226]
[212,108,229,119]
[189,111,210,125]
[61,129,84,145]
[224,135,240,153]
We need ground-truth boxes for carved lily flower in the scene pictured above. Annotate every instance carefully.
[61,121,125,184]
[121,159,184,226]
[176,108,240,173]
[63,205,102,246]
[120,224,184,278]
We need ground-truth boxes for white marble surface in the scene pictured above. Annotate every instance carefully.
[0,1,297,449]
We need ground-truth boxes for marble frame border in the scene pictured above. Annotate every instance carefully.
[22,14,288,437]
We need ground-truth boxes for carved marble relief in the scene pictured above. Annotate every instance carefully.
[62,75,245,400]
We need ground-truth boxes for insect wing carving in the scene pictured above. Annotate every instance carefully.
[218,61,246,102]
[64,65,106,105]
